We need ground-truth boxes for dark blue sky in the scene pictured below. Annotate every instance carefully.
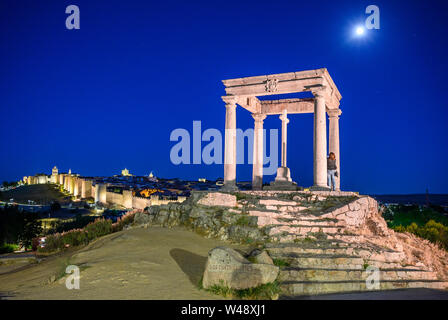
[0,0,447,194]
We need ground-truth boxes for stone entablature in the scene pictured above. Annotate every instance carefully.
[222,69,341,109]
[260,98,315,115]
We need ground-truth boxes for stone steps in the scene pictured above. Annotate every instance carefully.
[266,240,394,251]
[266,240,352,247]
[268,246,384,257]
[279,267,439,282]
[280,280,448,296]
[265,236,445,296]
[269,232,373,243]
[267,226,344,239]
[275,254,364,269]
[267,244,405,263]
[268,251,414,270]
[254,215,347,228]
[268,218,347,227]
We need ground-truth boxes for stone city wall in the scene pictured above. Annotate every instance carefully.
[50,179,185,210]
[106,190,123,205]
[131,196,152,210]
[150,195,187,206]
[105,193,184,210]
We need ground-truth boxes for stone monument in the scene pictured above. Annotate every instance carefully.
[220,68,342,191]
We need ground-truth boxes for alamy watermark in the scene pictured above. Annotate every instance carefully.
[66,5,80,30]
[365,265,380,290]
[169,121,279,175]
[365,5,380,30]
[65,265,80,290]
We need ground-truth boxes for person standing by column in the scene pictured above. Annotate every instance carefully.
[327,152,337,191]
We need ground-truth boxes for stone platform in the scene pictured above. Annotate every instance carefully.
[133,190,448,296]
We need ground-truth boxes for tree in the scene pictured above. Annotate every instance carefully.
[19,212,42,248]
[0,206,42,249]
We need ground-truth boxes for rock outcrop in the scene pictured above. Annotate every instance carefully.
[133,190,448,296]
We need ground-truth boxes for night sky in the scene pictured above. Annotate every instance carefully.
[0,0,447,194]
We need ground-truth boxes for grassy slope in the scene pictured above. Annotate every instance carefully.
[0,184,66,204]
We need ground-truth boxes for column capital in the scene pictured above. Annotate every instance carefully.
[222,95,237,106]
[327,109,342,118]
[252,113,266,123]
[279,113,289,123]
[311,86,328,98]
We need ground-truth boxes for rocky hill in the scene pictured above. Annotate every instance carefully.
[133,190,448,296]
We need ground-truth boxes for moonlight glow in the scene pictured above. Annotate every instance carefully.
[355,26,365,36]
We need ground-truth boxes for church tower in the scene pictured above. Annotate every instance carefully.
[51,166,59,184]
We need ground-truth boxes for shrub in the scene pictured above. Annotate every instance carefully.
[49,214,96,234]
[38,211,137,253]
[42,233,64,252]
[112,211,135,232]
[393,219,448,250]
[0,243,19,254]
[386,205,448,228]
[235,216,250,226]
[84,218,112,240]
[62,230,89,247]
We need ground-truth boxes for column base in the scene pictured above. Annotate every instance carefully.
[264,167,301,191]
[221,183,239,192]
[274,166,292,183]
[263,182,301,191]
[309,185,331,191]
[251,176,263,191]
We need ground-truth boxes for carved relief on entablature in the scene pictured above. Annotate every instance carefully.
[265,79,279,93]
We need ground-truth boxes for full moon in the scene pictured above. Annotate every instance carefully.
[356,26,365,36]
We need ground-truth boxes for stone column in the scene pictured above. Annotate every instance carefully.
[280,109,289,167]
[313,89,328,188]
[328,109,342,191]
[252,113,266,190]
[222,96,238,191]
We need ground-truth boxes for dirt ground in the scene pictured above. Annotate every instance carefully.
[0,227,247,300]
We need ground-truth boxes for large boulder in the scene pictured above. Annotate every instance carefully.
[202,247,279,290]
